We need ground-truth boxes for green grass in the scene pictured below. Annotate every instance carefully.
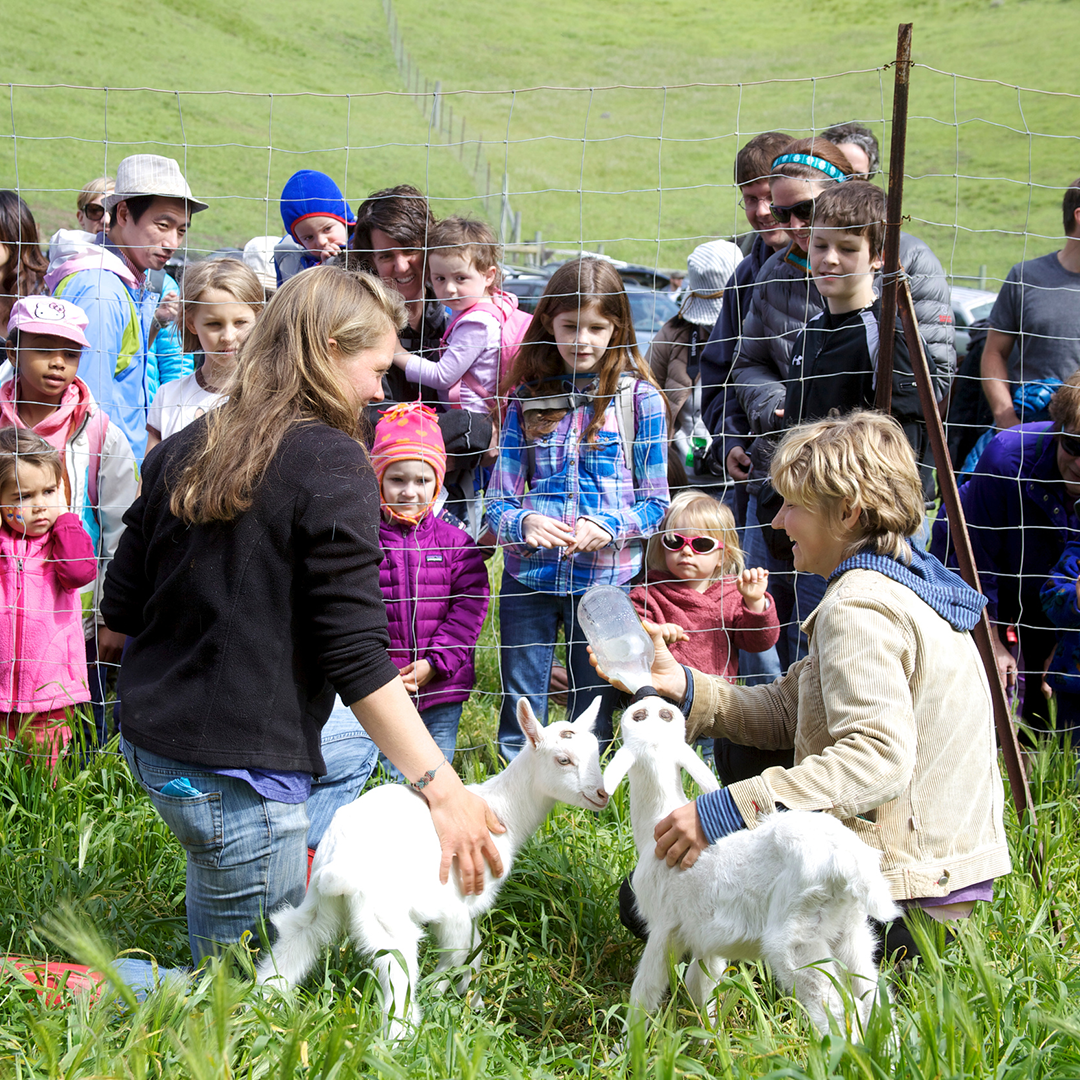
[3,0,1078,287]
[4,558,1080,1077]
[4,9,1080,1070]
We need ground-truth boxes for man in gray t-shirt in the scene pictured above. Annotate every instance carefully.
[982,177,1080,429]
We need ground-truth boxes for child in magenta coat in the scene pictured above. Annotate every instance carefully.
[372,402,490,773]
[0,427,97,767]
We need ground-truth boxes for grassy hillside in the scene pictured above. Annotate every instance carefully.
[1,0,480,254]
[385,0,1080,283]
[3,0,1078,284]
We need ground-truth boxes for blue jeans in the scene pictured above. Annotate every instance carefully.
[306,703,380,849]
[738,642,782,685]
[121,738,309,967]
[497,571,621,759]
[378,700,463,782]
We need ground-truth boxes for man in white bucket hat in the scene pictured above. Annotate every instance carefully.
[46,155,207,461]
[646,238,743,484]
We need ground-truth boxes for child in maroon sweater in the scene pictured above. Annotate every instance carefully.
[631,490,779,680]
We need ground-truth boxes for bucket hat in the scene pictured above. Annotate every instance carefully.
[104,155,208,214]
[679,240,744,328]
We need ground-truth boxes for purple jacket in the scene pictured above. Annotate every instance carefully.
[379,511,490,710]
[931,420,1078,675]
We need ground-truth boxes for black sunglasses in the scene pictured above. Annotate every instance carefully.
[1058,431,1080,458]
[80,202,106,221]
[660,532,722,555]
[769,199,815,225]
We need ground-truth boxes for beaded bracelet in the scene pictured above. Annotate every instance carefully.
[409,756,448,792]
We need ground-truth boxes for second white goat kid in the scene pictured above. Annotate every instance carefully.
[603,695,900,1035]
[257,698,608,1036]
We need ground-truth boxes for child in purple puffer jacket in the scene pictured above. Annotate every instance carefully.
[372,402,490,776]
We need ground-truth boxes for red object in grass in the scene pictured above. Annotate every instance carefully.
[308,846,316,887]
[2,956,107,1006]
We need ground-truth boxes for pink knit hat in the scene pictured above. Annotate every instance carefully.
[372,402,447,522]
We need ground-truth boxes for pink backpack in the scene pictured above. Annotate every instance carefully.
[442,291,532,421]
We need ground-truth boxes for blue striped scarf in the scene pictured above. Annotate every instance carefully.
[828,545,986,632]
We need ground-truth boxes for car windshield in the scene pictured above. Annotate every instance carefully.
[970,300,995,322]
[628,290,679,333]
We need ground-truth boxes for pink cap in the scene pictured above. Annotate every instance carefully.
[372,402,447,487]
[372,402,447,523]
[8,297,90,349]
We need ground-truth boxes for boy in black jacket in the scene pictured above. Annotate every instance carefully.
[785,180,934,491]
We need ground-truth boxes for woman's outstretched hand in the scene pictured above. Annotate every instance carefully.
[351,680,505,895]
[588,618,689,702]
[422,770,506,895]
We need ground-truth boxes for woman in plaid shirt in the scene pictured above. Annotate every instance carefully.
[486,259,669,759]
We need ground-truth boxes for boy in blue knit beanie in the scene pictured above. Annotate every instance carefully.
[277,170,356,280]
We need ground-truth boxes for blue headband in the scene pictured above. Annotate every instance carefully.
[771,153,849,183]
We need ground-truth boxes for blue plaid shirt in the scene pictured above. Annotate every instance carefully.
[486,375,669,594]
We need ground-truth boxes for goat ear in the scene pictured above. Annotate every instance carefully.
[573,696,601,734]
[517,698,544,750]
[602,746,634,795]
[677,745,721,795]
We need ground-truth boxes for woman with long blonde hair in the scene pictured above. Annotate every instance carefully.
[103,265,503,967]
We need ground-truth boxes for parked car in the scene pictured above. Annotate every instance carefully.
[503,272,678,351]
[501,267,552,314]
[625,284,679,351]
[951,286,998,359]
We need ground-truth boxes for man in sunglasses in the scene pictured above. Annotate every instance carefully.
[728,138,955,675]
[981,177,1080,432]
[46,155,207,461]
[699,131,791,512]
[932,373,1080,743]
[46,177,114,266]
[76,180,112,235]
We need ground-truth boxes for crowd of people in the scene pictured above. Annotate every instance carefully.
[2,121,1077,976]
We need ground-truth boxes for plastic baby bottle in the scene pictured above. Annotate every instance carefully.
[577,584,655,695]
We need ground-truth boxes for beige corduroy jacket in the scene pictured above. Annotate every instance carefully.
[686,569,1012,900]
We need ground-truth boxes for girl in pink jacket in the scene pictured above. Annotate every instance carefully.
[0,428,96,767]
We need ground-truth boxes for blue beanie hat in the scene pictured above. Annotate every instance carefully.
[280,170,356,241]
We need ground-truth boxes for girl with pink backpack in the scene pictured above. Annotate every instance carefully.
[390,217,531,535]
[391,216,531,431]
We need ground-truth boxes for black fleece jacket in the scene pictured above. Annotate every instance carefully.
[784,298,935,496]
[102,419,399,775]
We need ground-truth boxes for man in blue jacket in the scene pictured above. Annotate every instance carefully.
[47,155,207,461]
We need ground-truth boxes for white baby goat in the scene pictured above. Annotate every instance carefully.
[257,698,608,1036]
[603,696,901,1035]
